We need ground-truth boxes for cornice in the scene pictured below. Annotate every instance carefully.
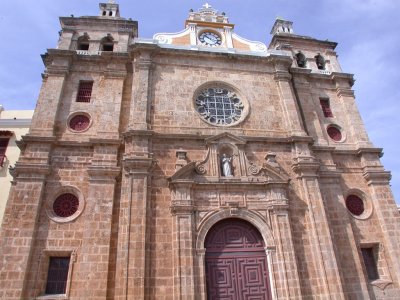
[363,169,392,185]
[59,16,138,33]
[147,132,314,144]
[269,34,338,50]
[131,40,293,62]
[9,162,51,179]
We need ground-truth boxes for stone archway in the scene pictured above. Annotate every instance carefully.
[204,218,273,300]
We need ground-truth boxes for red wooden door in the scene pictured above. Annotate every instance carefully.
[205,219,272,300]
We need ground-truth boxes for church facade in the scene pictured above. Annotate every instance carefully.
[1,2,400,299]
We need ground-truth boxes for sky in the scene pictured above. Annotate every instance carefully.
[0,0,399,204]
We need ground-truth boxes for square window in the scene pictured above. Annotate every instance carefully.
[76,81,93,103]
[320,98,333,118]
[45,257,70,295]
[361,247,379,281]
[36,250,75,299]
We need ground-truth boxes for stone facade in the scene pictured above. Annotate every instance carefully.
[0,2,399,299]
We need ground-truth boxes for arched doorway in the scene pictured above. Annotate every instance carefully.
[205,219,272,300]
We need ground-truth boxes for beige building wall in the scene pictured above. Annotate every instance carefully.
[0,106,33,224]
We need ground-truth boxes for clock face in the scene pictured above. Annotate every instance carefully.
[195,87,244,126]
[199,31,222,46]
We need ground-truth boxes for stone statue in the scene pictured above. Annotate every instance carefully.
[221,154,233,177]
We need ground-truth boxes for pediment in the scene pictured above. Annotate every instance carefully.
[205,132,246,145]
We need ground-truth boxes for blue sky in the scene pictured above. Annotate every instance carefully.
[0,0,399,203]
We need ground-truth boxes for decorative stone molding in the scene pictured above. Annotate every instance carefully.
[362,169,392,185]
[196,209,275,249]
[370,279,392,290]
[169,132,289,185]
[123,157,154,174]
[175,150,188,170]
[9,163,51,180]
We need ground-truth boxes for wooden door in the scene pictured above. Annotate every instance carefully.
[205,219,272,300]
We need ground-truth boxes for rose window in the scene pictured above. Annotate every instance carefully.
[195,87,244,126]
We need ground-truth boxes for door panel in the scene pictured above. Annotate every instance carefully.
[205,219,272,300]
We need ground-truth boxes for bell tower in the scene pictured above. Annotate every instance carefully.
[99,0,120,18]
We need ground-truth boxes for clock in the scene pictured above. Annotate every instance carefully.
[195,87,245,126]
[199,31,222,46]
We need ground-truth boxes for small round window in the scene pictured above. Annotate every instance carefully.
[346,195,364,216]
[327,125,342,141]
[68,114,91,132]
[53,193,79,218]
[195,86,246,126]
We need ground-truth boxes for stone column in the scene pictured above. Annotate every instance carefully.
[292,144,346,299]
[273,59,306,137]
[73,143,120,299]
[170,183,195,300]
[0,164,50,299]
[268,188,302,299]
[114,156,153,299]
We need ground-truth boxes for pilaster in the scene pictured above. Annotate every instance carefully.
[170,182,196,300]
[362,157,400,285]
[334,75,371,148]
[31,50,72,137]
[114,155,153,299]
[129,48,155,131]
[73,142,120,299]
[0,164,50,299]
[292,144,346,299]
[268,191,302,299]
[273,58,307,137]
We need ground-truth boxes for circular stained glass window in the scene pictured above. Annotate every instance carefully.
[346,195,364,216]
[53,193,79,218]
[69,114,90,132]
[327,126,342,141]
[195,87,244,126]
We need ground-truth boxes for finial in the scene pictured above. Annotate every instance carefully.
[108,0,116,3]
[203,3,212,9]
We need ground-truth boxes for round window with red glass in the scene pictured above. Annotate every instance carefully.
[69,114,90,132]
[53,193,79,218]
[327,125,342,141]
[345,194,365,216]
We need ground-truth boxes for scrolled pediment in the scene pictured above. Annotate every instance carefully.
[169,134,289,187]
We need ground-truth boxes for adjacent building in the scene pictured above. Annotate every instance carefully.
[0,106,33,224]
[1,2,399,299]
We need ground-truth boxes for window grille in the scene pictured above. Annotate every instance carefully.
[76,81,93,103]
[45,257,70,294]
[320,99,333,117]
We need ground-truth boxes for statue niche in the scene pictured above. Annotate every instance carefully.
[219,144,235,177]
